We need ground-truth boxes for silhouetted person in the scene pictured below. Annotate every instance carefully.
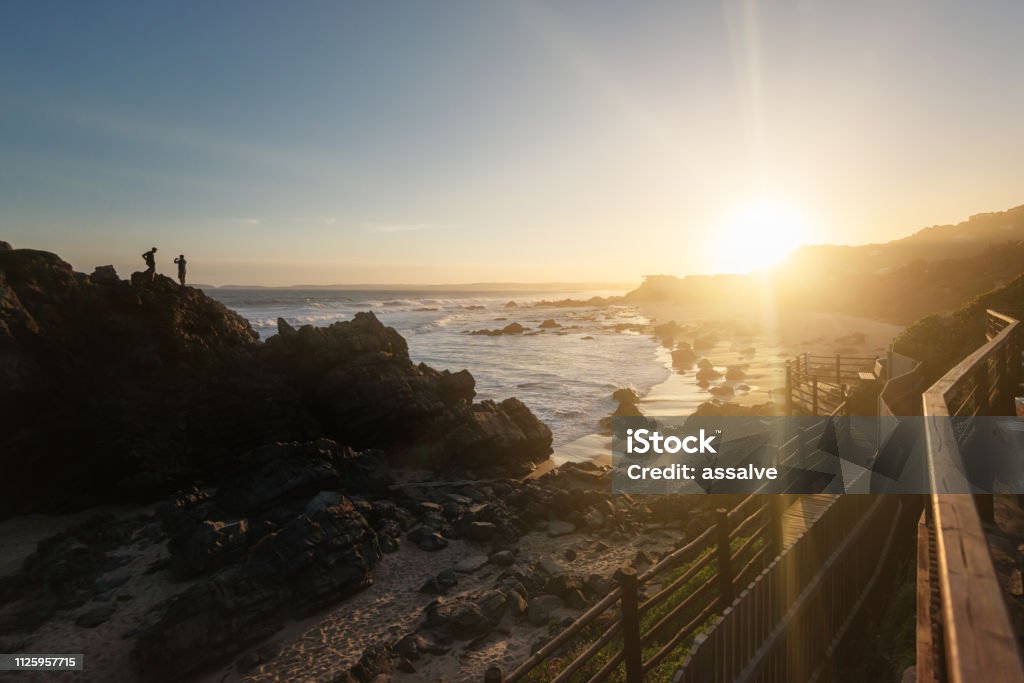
[142,247,158,281]
[174,254,187,286]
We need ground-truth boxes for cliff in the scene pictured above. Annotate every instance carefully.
[0,247,552,516]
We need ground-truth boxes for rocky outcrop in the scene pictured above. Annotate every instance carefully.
[467,322,525,336]
[0,248,552,516]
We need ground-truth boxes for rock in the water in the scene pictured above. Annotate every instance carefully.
[725,366,746,380]
[696,366,722,382]
[277,317,297,336]
[538,319,560,329]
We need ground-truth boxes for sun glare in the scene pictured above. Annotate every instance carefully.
[712,199,811,273]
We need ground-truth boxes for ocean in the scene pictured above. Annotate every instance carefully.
[208,288,670,446]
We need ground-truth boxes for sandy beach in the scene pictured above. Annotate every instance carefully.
[210,304,905,682]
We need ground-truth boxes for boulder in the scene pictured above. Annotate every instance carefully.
[277,317,297,336]
[527,595,563,626]
[725,366,746,380]
[168,519,249,578]
[425,589,509,637]
[134,500,380,681]
[547,520,575,537]
[538,319,560,329]
[90,265,119,284]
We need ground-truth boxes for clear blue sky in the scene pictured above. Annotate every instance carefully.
[2,1,1022,285]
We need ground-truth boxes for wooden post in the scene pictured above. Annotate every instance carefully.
[835,354,841,385]
[715,508,734,609]
[975,362,990,416]
[617,567,643,683]
[798,425,809,467]
[484,667,503,683]
[785,363,793,416]
[768,495,786,557]
[812,378,819,416]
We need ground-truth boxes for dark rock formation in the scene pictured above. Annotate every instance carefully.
[135,482,381,681]
[538,319,560,329]
[467,322,525,336]
[0,248,552,516]
[672,342,697,370]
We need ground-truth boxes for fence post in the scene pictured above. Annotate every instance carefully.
[798,425,809,467]
[617,566,643,683]
[484,667,503,683]
[812,378,819,415]
[975,362,990,416]
[835,354,841,385]
[785,363,793,416]
[769,495,786,557]
[715,508,734,609]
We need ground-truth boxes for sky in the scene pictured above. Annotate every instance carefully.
[2,1,1022,285]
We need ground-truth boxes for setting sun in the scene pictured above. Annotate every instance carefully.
[713,200,812,273]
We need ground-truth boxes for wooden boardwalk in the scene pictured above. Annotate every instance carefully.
[782,494,837,547]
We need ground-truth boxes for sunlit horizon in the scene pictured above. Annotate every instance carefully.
[3,2,1023,286]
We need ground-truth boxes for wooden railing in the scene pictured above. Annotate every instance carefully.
[490,413,863,683]
[918,309,1024,683]
[488,494,782,683]
[785,354,875,416]
[677,495,902,682]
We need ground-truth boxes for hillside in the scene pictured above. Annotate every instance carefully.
[627,204,1024,324]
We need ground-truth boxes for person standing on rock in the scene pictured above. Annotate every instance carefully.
[173,254,187,286]
[142,247,158,281]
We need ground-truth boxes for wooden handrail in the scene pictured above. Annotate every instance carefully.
[920,309,1024,683]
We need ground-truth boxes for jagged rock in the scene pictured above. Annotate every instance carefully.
[90,265,119,284]
[277,317,297,336]
[612,387,640,405]
[168,519,249,578]
[1,249,552,514]
[134,500,380,681]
